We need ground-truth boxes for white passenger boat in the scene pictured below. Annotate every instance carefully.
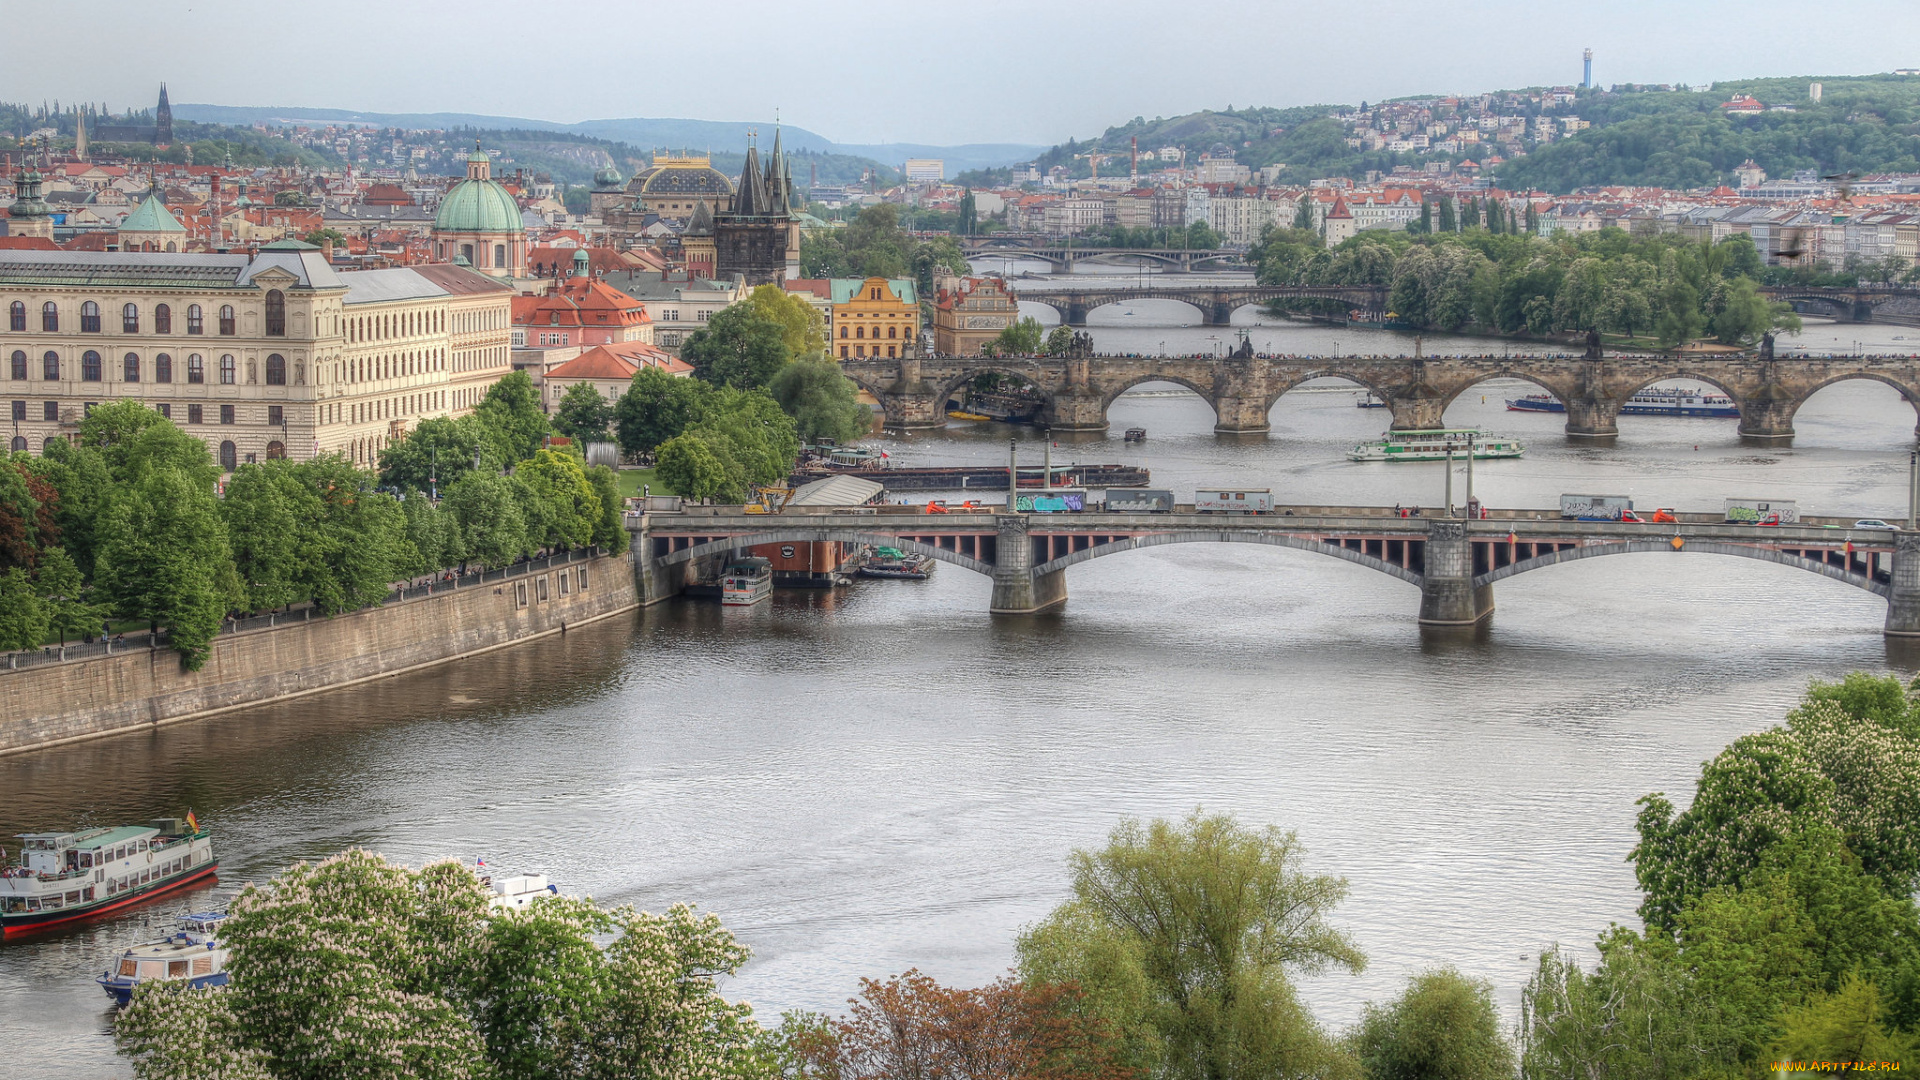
[1,816,216,937]
[97,911,230,1005]
[1348,429,1525,462]
[487,873,560,912]
[720,556,774,605]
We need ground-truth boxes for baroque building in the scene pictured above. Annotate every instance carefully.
[931,274,1018,356]
[2,244,513,469]
[431,143,526,279]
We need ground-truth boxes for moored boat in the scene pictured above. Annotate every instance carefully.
[2,817,216,937]
[720,557,774,606]
[1506,388,1739,418]
[857,546,933,580]
[1347,429,1525,462]
[97,912,230,1005]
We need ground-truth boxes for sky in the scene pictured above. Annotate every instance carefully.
[7,0,1920,148]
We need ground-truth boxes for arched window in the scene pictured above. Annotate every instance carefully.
[855,326,864,339]
[43,437,59,452]
[219,354,236,385]
[122,304,140,333]
[494,243,506,267]
[219,441,237,471]
[155,353,173,383]
[42,351,58,380]
[266,441,286,460]
[839,325,848,338]
[81,301,101,333]
[123,353,140,383]
[461,243,474,263]
[82,351,102,381]
[154,304,172,334]
[187,355,204,383]
[265,354,286,385]
[888,325,897,339]
[186,305,203,335]
[9,436,23,453]
[219,306,235,336]
[7,301,22,331]
[265,290,286,336]
[41,302,57,332]
[9,351,24,380]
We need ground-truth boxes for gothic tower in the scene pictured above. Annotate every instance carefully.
[155,84,173,145]
[713,129,798,287]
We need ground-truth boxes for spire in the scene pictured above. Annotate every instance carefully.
[734,131,766,216]
[155,83,172,144]
[686,199,714,236]
[73,108,87,161]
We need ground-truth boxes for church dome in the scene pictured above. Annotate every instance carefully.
[593,165,625,189]
[626,155,734,199]
[435,174,521,234]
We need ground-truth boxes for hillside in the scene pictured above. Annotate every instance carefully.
[1007,74,1920,194]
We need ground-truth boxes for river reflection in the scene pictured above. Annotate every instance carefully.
[6,324,1920,1078]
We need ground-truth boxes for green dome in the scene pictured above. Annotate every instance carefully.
[593,165,624,188]
[434,176,521,234]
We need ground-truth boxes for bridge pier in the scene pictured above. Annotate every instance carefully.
[1736,393,1796,442]
[881,355,947,429]
[990,516,1067,614]
[1065,300,1089,327]
[1564,398,1620,438]
[1204,301,1234,327]
[1419,520,1493,626]
[1044,391,1109,431]
[1886,533,1920,637]
[1388,396,1447,432]
[1213,394,1271,433]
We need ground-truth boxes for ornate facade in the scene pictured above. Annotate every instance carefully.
[431,144,526,278]
[932,274,1018,356]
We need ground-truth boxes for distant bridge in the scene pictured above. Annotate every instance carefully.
[1757,285,1920,326]
[630,506,1920,632]
[840,351,1920,438]
[960,237,1247,272]
[1009,283,1383,326]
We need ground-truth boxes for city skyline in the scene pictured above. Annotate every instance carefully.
[5,0,1919,147]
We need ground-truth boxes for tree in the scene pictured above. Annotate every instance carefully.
[614,367,711,457]
[1773,974,1920,1068]
[441,473,530,570]
[1351,968,1513,1080]
[584,465,629,554]
[1436,197,1457,233]
[1020,812,1365,1080]
[220,462,307,612]
[301,227,346,248]
[1044,326,1077,356]
[768,357,872,444]
[748,283,827,357]
[116,849,768,1080]
[474,370,552,463]
[1518,933,1738,1079]
[35,546,102,646]
[958,189,978,237]
[654,433,734,503]
[379,416,501,498]
[993,317,1044,356]
[515,449,601,552]
[94,466,240,669]
[687,388,800,489]
[1654,277,1703,347]
[681,304,793,390]
[0,567,47,649]
[552,383,616,444]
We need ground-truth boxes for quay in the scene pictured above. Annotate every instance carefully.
[634,504,1920,632]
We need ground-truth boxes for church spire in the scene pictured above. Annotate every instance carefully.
[734,131,766,216]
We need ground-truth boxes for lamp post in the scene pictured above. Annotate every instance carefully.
[1464,432,1475,519]
[1444,443,1454,516]
[1008,437,1019,509]
[1909,448,1917,530]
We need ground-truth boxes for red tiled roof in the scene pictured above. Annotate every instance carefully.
[0,236,58,250]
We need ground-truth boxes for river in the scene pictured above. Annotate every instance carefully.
[4,296,1920,1077]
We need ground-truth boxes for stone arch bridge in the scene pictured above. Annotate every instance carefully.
[1759,285,1920,326]
[630,508,1920,634]
[1010,283,1382,326]
[841,352,1920,438]
[959,239,1246,272]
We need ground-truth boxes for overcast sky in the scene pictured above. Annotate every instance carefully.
[8,0,1920,147]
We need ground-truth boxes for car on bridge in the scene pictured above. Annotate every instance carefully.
[1856,519,1897,531]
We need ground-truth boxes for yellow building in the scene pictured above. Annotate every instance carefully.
[830,277,919,359]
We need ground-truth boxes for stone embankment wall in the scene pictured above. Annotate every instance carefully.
[0,553,639,757]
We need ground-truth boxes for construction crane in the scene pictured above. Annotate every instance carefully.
[1073,150,1114,180]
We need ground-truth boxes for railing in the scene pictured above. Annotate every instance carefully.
[0,548,601,673]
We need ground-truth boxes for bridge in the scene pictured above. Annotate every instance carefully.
[1009,283,1383,326]
[1758,285,1920,326]
[960,237,1246,272]
[839,352,1920,438]
[629,506,1920,633]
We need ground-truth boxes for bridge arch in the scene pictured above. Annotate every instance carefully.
[1030,530,1423,585]
[1097,372,1222,418]
[1432,369,1586,415]
[655,531,996,578]
[1263,370,1400,413]
[933,365,1060,417]
[1774,293,1858,320]
[1475,540,1888,596]
[1077,293,1210,325]
[1785,371,1920,428]
[1609,368,1747,405]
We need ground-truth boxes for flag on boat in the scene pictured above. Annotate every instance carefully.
[185,810,198,834]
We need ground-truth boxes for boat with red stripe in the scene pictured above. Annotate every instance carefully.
[1,815,217,937]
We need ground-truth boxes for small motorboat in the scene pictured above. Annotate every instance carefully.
[1124,427,1147,442]
[98,912,230,1005]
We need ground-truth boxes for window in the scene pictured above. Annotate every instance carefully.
[154,304,171,334]
[123,353,140,383]
[266,440,286,459]
[218,306,235,336]
[577,566,588,590]
[265,290,285,336]
[155,403,170,419]
[122,304,139,333]
[187,354,204,383]
[7,301,22,331]
[81,301,100,333]
[219,404,234,425]
[887,345,896,357]
[219,441,237,471]
[186,305,203,334]
[265,353,286,385]
[515,581,527,607]
[187,404,203,424]
[268,405,283,426]
[41,302,57,332]
[219,355,235,385]
[871,288,882,300]
[9,401,22,421]
[855,326,864,339]
[461,243,474,263]
[81,351,102,381]
[494,243,506,267]
[839,326,847,338]
[155,353,172,383]
[42,402,56,422]
[8,436,21,452]
[839,345,848,358]
[9,351,23,380]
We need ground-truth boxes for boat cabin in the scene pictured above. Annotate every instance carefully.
[15,825,159,877]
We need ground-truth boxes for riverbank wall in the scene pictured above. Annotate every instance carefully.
[0,549,639,758]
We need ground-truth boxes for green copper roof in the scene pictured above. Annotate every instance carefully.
[260,238,320,251]
[120,193,186,233]
[830,278,918,305]
[434,176,521,234]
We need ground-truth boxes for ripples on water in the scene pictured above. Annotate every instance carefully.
[6,326,1920,1075]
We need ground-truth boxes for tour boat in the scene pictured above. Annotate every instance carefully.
[485,872,560,913]
[1505,388,1740,418]
[720,557,774,605]
[1347,429,1526,462]
[1,817,216,936]
[1356,393,1388,409]
[97,912,230,1005]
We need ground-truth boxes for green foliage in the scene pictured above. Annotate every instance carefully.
[552,383,616,444]
[768,357,872,444]
[681,304,793,390]
[1019,812,1364,1080]
[221,458,417,617]
[1044,326,1077,356]
[614,367,710,456]
[993,316,1045,355]
[378,415,504,496]
[35,546,102,645]
[584,465,629,554]
[654,433,735,503]
[1351,968,1513,1080]
[801,204,968,299]
[515,450,602,552]
[441,473,531,570]
[0,567,47,650]
[686,388,799,490]
[748,284,827,357]
[474,370,553,463]
[1518,932,1738,1079]
[1773,974,1920,1071]
[94,466,240,669]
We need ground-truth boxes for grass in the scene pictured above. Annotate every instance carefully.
[615,467,659,498]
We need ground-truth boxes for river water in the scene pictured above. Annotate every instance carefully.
[5,268,1920,1077]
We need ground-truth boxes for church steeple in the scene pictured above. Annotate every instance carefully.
[734,133,767,216]
[73,108,87,161]
[155,83,172,145]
